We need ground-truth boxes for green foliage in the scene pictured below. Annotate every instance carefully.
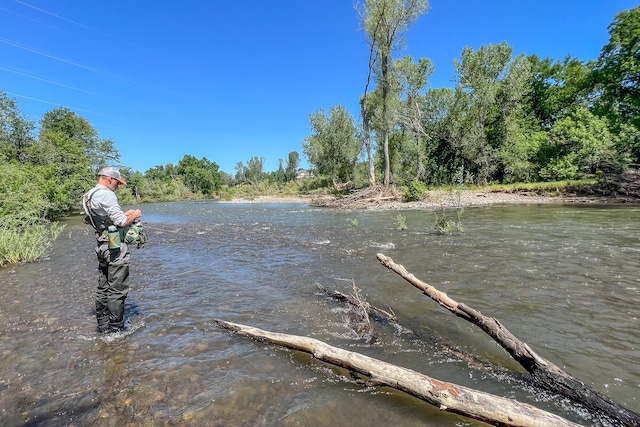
[434,209,463,234]
[285,151,300,181]
[175,154,221,196]
[0,162,49,221]
[0,91,36,162]
[539,107,622,180]
[393,213,407,230]
[453,43,532,183]
[39,107,120,174]
[302,105,361,188]
[362,0,429,186]
[592,6,640,129]
[402,181,428,202]
[498,117,547,183]
[394,56,435,182]
[0,161,66,266]
[0,219,65,267]
[523,55,591,131]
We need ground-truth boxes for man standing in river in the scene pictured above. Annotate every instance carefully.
[82,167,142,333]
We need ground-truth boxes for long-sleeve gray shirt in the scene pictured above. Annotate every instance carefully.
[83,184,128,227]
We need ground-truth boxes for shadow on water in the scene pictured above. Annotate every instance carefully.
[0,201,638,426]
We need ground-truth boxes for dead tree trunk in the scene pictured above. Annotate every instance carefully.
[376,253,640,427]
[216,320,582,427]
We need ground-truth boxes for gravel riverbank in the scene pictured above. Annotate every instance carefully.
[225,188,626,210]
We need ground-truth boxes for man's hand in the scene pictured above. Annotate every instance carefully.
[124,209,142,226]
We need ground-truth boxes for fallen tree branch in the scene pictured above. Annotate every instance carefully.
[316,283,398,322]
[317,283,508,374]
[216,319,582,427]
[376,253,640,427]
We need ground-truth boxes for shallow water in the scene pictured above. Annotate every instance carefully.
[1,201,639,426]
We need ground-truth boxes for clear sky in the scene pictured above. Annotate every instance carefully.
[1,1,637,176]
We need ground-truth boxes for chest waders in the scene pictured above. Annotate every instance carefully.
[83,188,131,333]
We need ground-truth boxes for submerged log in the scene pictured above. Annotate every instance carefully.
[216,319,582,427]
[376,253,640,427]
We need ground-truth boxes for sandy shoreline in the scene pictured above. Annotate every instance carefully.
[223,190,624,209]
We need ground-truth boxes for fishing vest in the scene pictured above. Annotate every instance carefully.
[82,187,114,235]
[82,188,147,247]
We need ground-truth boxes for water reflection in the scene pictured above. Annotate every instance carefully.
[0,202,638,426]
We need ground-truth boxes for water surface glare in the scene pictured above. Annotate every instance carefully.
[1,201,639,426]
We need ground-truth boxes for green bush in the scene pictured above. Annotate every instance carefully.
[434,208,463,234]
[402,181,428,202]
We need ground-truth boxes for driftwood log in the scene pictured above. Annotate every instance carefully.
[376,253,640,427]
[216,319,582,427]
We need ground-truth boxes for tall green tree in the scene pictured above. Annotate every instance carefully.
[453,42,530,183]
[244,156,265,186]
[524,55,591,131]
[28,108,109,218]
[360,0,429,186]
[303,105,361,188]
[285,151,300,181]
[176,154,221,196]
[145,163,178,182]
[592,6,640,129]
[39,107,120,173]
[395,55,434,182]
[0,91,35,163]
[234,161,245,184]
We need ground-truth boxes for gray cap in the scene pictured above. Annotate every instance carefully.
[98,166,127,185]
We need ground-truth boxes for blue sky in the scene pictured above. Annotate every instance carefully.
[1,1,637,176]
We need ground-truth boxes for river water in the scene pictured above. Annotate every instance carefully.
[1,201,639,426]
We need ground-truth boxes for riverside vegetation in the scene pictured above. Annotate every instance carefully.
[1,4,639,266]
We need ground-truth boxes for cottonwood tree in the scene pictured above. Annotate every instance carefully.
[591,6,640,165]
[592,6,640,129]
[394,55,434,182]
[244,156,265,186]
[302,105,361,188]
[285,151,300,181]
[524,55,591,131]
[453,42,531,183]
[359,0,429,187]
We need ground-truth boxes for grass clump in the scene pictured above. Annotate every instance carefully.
[0,219,65,267]
[393,213,407,230]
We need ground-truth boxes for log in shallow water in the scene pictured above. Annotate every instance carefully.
[376,253,640,427]
[216,319,581,427]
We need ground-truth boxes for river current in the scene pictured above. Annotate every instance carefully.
[1,201,638,426]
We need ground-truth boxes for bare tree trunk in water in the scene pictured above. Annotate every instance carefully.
[376,253,640,427]
[216,319,582,427]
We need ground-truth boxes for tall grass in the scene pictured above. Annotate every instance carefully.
[0,220,65,267]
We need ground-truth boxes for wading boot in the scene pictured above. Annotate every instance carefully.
[108,319,125,334]
[97,315,110,334]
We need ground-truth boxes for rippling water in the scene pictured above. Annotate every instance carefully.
[1,201,639,426]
